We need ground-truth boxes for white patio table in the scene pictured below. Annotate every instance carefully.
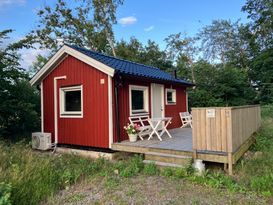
[147,117,173,141]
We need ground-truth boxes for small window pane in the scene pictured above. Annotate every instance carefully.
[132,90,144,111]
[167,92,173,102]
[65,90,81,111]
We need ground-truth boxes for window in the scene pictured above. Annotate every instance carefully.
[60,85,83,117]
[166,89,176,105]
[129,85,149,115]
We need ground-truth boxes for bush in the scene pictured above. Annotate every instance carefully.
[119,155,144,177]
[143,163,159,175]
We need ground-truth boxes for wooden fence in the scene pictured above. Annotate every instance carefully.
[192,105,261,174]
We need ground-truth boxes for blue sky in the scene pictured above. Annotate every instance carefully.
[0,0,249,68]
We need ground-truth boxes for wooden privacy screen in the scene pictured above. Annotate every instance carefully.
[192,105,261,153]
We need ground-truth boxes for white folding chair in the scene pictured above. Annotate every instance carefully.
[128,115,152,140]
[179,112,192,128]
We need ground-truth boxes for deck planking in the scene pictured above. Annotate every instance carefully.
[112,128,192,152]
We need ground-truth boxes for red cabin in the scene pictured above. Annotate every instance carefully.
[30,45,193,150]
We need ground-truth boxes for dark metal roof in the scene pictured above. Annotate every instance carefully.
[68,44,193,86]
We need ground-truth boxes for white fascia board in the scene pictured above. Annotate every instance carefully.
[30,45,115,86]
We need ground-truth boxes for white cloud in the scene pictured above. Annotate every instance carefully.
[0,0,26,7]
[144,25,155,32]
[118,16,137,26]
[19,46,50,70]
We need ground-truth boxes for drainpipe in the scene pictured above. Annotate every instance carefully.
[53,76,66,152]
[114,74,123,142]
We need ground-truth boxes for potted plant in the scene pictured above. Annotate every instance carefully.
[124,123,140,142]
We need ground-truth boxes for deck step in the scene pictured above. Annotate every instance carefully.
[143,160,183,168]
[145,152,192,166]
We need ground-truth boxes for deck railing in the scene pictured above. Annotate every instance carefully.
[192,105,261,174]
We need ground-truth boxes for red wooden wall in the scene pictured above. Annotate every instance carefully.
[164,84,187,129]
[43,55,109,148]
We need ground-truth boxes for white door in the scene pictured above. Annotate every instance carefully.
[151,83,164,119]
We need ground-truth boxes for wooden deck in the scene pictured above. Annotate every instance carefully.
[113,128,192,152]
[112,128,193,167]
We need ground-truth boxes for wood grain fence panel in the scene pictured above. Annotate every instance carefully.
[192,105,261,153]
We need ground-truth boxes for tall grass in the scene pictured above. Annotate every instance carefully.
[0,141,109,205]
[236,104,273,196]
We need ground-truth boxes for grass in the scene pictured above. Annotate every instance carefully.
[0,105,273,204]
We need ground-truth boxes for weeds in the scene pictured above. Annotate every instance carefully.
[0,182,12,205]
[143,162,159,175]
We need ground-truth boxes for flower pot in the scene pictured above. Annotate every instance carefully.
[128,134,138,142]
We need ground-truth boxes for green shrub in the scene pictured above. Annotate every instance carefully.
[119,155,144,178]
[143,163,159,175]
[0,182,12,205]
[161,167,175,177]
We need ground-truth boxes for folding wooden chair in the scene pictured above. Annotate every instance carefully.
[179,112,192,128]
[128,115,152,140]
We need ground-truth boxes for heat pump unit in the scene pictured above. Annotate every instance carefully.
[32,132,52,150]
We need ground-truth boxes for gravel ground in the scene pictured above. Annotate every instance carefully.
[44,175,270,205]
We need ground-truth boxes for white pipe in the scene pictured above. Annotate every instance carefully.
[53,76,66,151]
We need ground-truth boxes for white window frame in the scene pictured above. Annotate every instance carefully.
[166,88,176,105]
[60,85,83,118]
[129,85,149,116]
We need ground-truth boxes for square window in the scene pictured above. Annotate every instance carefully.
[129,85,149,115]
[131,90,144,110]
[65,90,81,111]
[166,89,176,104]
[60,85,83,117]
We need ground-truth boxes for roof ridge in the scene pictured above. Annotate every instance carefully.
[68,44,165,72]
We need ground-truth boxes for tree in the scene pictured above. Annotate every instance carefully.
[142,40,172,71]
[29,0,123,55]
[28,54,48,77]
[188,61,256,108]
[115,37,144,63]
[0,30,40,139]
[249,48,273,103]
[92,0,124,56]
[198,20,255,69]
[165,33,198,83]
[242,0,273,49]
[214,66,256,106]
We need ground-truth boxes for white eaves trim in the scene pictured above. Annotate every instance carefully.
[30,45,115,86]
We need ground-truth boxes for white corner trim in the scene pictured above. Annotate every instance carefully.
[30,45,115,86]
[129,85,149,116]
[108,76,113,148]
[59,85,83,118]
[41,81,44,132]
[54,76,67,146]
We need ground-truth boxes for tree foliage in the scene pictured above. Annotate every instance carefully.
[115,37,172,71]
[0,30,40,140]
[242,0,273,48]
[29,0,123,55]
